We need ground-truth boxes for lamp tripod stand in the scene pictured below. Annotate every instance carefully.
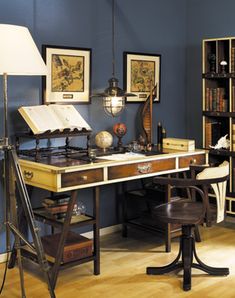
[1,73,56,298]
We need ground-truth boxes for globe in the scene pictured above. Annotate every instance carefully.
[95,131,113,150]
[113,123,127,138]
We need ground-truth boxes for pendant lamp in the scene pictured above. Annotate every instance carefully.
[94,0,136,117]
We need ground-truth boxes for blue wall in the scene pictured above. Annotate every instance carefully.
[0,0,188,253]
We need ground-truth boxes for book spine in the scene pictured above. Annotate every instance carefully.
[44,204,69,214]
[233,124,235,151]
[63,246,92,263]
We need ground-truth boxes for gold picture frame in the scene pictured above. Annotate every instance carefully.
[42,45,91,104]
[123,52,161,103]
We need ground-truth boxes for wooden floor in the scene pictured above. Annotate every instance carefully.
[1,222,235,298]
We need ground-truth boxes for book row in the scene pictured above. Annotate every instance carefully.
[205,87,228,112]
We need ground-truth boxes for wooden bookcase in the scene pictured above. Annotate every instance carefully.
[202,37,235,215]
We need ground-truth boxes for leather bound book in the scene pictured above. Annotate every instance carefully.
[41,231,92,263]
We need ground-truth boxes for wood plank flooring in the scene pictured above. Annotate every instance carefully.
[0,222,235,298]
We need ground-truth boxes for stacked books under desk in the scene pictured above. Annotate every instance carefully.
[42,194,70,220]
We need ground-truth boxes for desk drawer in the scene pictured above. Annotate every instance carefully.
[179,154,205,168]
[108,158,175,180]
[61,169,103,187]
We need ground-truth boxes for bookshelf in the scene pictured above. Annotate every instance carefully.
[202,37,235,215]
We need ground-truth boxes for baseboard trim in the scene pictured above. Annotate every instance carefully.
[82,224,122,238]
[0,224,122,264]
[0,252,10,264]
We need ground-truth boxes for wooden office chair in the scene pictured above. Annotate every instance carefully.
[123,173,201,253]
[146,161,229,291]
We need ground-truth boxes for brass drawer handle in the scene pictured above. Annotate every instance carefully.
[190,158,197,164]
[81,175,88,181]
[23,170,34,180]
[137,163,152,174]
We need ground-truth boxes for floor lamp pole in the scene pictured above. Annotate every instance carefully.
[3,73,8,146]
[1,74,56,297]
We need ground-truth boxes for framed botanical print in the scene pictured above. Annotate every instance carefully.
[123,52,161,103]
[42,45,91,104]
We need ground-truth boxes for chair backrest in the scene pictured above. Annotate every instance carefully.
[196,161,229,223]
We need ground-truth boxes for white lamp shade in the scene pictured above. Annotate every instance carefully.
[0,24,47,75]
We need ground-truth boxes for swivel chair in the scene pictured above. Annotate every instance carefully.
[146,161,229,291]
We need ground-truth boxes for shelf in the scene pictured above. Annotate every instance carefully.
[207,148,234,157]
[125,215,181,235]
[203,37,235,216]
[21,244,95,269]
[16,129,91,140]
[33,207,95,228]
[203,111,234,117]
[202,73,230,79]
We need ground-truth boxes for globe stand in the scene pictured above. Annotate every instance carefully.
[113,123,127,152]
[115,136,124,151]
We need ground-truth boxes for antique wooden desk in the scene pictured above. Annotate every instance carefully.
[18,149,207,288]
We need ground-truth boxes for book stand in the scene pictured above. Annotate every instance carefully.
[15,129,92,161]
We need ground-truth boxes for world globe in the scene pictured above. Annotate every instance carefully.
[95,131,113,150]
[113,123,127,138]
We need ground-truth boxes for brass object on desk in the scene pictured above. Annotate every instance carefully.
[141,81,156,145]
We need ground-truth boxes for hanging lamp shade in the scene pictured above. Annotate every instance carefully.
[98,77,135,117]
[92,0,136,117]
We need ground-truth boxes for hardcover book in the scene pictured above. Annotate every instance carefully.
[41,231,92,263]
[18,104,92,135]
[42,203,69,214]
[43,194,70,206]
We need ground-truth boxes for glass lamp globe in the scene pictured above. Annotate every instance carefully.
[103,95,125,117]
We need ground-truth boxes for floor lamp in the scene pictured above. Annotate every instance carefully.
[0,24,55,297]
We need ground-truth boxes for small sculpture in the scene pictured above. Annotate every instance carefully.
[208,53,216,73]
[220,60,227,74]
[209,134,230,150]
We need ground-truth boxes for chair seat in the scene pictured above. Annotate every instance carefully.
[152,199,216,225]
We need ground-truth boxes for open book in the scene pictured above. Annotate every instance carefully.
[18,104,92,135]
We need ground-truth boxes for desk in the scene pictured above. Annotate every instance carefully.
[19,149,207,288]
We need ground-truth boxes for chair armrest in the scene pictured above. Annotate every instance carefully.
[189,164,210,172]
[153,175,228,187]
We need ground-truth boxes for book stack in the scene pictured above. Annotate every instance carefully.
[231,47,235,73]
[42,194,73,220]
[205,87,228,112]
[41,231,92,263]
[205,121,221,148]
[232,86,235,112]
[232,124,235,151]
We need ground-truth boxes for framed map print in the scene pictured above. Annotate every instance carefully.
[123,52,161,103]
[42,45,91,104]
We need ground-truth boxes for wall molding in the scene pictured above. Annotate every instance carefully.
[0,224,122,264]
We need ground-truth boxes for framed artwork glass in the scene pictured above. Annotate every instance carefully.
[42,45,91,104]
[123,52,161,103]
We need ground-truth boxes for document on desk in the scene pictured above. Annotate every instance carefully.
[96,152,145,161]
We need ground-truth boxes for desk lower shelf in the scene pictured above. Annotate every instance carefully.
[124,212,181,236]
[21,244,95,270]
[33,208,95,228]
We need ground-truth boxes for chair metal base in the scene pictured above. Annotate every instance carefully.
[146,225,229,291]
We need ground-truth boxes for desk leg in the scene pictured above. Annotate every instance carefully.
[51,190,77,288]
[93,186,100,275]
[165,184,171,253]
[120,183,128,237]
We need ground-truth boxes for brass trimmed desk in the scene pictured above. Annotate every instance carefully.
[19,149,207,288]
